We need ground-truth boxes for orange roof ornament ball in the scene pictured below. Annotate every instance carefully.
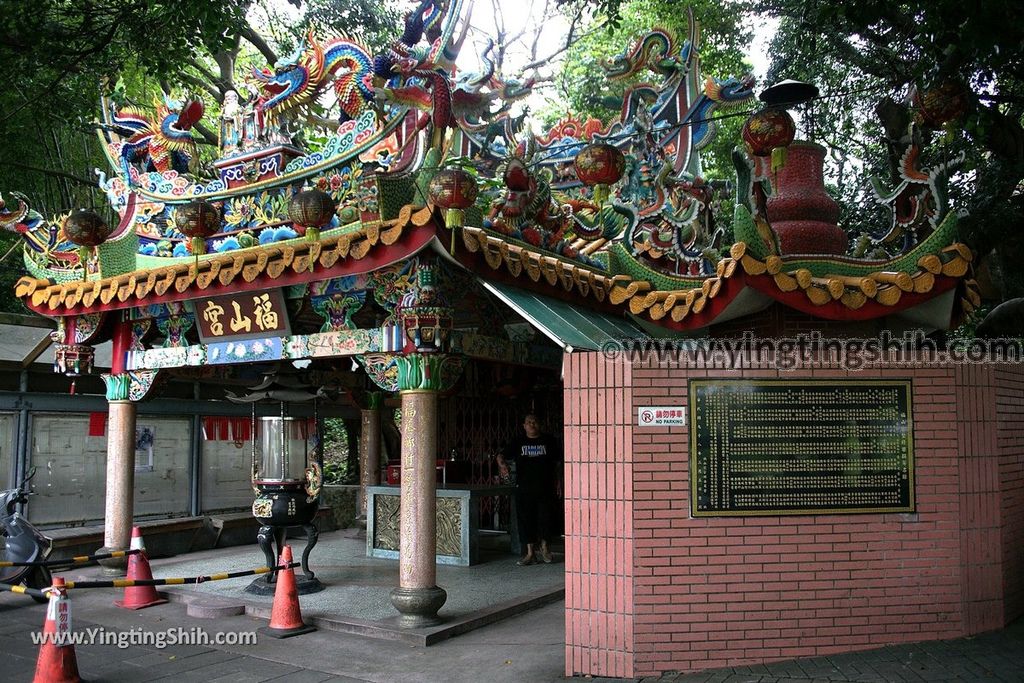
[913,80,972,128]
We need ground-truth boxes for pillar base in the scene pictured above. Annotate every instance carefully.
[390,585,447,628]
[96,546,128,576]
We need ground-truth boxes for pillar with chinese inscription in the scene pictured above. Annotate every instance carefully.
[359,391,384,522]
[95,318,161,574]
[359,259,464,627]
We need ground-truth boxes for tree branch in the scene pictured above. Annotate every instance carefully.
[7,161,100,188]
[177,72,224,102]
[238,24,279,66]
[192,122,220,147]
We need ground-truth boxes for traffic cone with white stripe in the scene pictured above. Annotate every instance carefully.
[261,545,315,638]
[33,576,81,683]
[115,526,167,610]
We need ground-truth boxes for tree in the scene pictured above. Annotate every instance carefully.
[0,0,397,313]
[757,1,1024,300]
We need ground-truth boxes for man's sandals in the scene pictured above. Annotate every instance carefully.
[517,555,536,566]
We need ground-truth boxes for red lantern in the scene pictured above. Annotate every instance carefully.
[914,81,971,127]
[289,189,336,240]
[428,169,478,225]
[174,200,220,272]
[742,108,796,172]
[63,209,112,278]
[574,143,626,204]
[428,168,478,251]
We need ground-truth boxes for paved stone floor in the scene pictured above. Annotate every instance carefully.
[1,531,1022,682]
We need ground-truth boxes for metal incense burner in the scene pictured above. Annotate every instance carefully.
[230,371,325,596]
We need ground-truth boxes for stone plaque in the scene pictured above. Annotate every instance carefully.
[690,380,914,515]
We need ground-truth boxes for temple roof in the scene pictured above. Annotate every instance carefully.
[6,4,982,338]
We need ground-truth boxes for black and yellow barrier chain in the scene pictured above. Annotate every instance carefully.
[62,561,300,589]
[0,548,143,569]
[0,561,298,598]
[0,582,49,599]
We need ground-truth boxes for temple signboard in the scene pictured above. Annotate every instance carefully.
[195,289,291,343]
[689,380,914,516]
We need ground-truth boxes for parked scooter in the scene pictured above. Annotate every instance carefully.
[0,467,53,603]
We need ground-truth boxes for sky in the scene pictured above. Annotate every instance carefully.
[253,0,778,116]
[461,1,778,86]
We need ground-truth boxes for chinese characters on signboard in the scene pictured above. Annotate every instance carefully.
[690,379,914,516]
[637,406,687,427]
[195,290,291,343]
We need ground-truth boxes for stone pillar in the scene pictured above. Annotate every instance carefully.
[98,317,138,574]
[390,388,446,627]
[359,392,383,520]
[100,400,136,573]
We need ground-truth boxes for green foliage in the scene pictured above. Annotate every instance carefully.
[321,418,357,485]
[756,0,1024,299]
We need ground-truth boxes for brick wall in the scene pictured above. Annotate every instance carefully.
[563,352,1024,678]
[564,354,635,678]
[995,365,1024,622]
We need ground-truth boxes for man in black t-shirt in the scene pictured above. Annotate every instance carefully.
[497,414,560,565]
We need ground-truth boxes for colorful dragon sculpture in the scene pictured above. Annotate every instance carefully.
[109,96,204,176]
[249,32,376,126]
[536,16,754,277]
[0,192,79,275]
[864,122,959,255]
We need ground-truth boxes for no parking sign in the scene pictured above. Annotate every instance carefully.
[637,406,686,427]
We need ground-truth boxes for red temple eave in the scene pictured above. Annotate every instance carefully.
[18,218,441,318]
[451,228,981,333]
[745,272,963,322]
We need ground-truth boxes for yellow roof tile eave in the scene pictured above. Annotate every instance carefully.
[19,218,405,313]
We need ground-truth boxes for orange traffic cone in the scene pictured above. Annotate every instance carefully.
[115,526,168,610]
[261,545,315,638]
[33,576,81,683]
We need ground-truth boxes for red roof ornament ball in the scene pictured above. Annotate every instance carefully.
[289,189,336,240]
[742,108,797,172]
[63,209,111,249]
[574,142,626,204]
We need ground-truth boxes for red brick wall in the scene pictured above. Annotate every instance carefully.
[563,352,1024,678]
[563,354,635,678]
[995,365,1024,622]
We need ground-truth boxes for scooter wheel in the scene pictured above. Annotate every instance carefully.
[26,565,52,604]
